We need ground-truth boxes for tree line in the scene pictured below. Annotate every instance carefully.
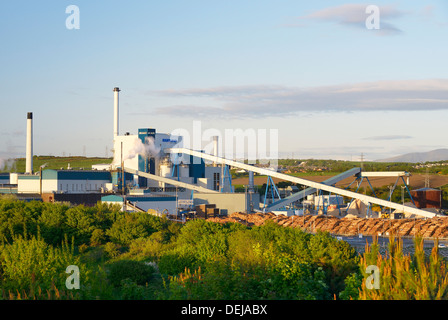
[1,195,448,300]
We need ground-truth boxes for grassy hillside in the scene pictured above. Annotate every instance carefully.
[1,156,113,173]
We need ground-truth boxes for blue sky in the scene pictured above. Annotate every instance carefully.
[1,0,447,162]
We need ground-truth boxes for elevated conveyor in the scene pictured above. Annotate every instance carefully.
[123,167,218,194]
[167,148,439,218]
[265,167,361,212]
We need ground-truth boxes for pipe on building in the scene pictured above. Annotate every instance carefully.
[212,136,219,167]
[26,112,33,174]
[248,170,254,193]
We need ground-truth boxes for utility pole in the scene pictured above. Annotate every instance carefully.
[360,153,365,171]
[388,185,394,216]
[401,185,406,205]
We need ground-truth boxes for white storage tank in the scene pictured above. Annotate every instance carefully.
[159,164,172,178]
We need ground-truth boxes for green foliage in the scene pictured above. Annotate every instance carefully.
[160,220,355,300]
[0,232,81,293]
[358,236,448,300]
[158,248,198,276]
[90,229,106,246]
[103,242,122,259]
[308,231,359,296]
[120,279,147,300]
[10,196,443,300]
[339,272,362,300]
[64,206,96,245]
[106,212,167,245]
[107,260,155,287]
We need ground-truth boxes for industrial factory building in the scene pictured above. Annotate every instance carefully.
[0,87,258,216]
[16,169,112,194]
[0,87,442,220]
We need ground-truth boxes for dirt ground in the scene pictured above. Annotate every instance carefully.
[232,174,448,189]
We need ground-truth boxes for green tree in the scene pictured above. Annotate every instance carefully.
[107,260,155,287]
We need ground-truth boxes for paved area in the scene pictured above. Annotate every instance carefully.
[336,235,448,257]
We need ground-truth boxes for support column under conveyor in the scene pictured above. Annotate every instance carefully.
[263,168,361,212]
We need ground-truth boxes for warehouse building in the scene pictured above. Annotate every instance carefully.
[17,169,111,194]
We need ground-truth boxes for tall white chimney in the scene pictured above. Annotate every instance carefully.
[26,112,33,174]
[113,87,120,138]
[212,136,219,166]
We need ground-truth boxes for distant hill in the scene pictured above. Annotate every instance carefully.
[0,156,112,173]
[376,149,448,163]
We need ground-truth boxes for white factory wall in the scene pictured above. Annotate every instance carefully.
[103,199,177,214]
[197,178,213,190]
[17,177,40,193]
[194,192,260,215]
[131,200,177,214]
[55,179,110,193]
[10,173,18,185]
[18,177,110,194]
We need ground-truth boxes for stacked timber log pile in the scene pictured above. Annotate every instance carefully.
[206,212,448,239]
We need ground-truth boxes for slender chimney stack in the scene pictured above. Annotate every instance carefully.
[26,112,33,174]
[212,136,219,167]
[113,87,120,138]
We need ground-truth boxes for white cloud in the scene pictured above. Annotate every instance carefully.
[297,3,405,35]
[151,79,448,119]
[363,135,413,141]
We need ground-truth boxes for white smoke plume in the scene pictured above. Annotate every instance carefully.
[113,136,161,166]
[0,158,16,172]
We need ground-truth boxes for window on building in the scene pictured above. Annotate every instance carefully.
[213,172,220,191]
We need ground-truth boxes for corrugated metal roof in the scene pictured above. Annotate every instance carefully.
[414,187,440,191]
[101,194,176,202]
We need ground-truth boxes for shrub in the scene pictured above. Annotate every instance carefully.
[358,236,448,300]
[106,212,166,245]
[107,260,155,287]
[103,242,122,259]
[158,249,198,276]
[64,206,96,245]
[120,279,147,300]
[90,229,106,246]
[0,233,81,293]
